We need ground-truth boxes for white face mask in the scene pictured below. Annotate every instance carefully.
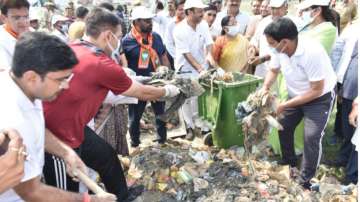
[106,32,121,62]
[227,25,239,36]
[301,10,315,26]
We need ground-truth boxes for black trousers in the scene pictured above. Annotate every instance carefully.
[43,126,128,201]
[128,101,166,146]
[337,98,357,163]
[346,145,358,184]
[279,91,334,183]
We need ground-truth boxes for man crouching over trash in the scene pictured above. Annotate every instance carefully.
[261,17,337,190]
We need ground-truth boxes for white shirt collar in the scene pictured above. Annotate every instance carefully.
[3,72,42,111]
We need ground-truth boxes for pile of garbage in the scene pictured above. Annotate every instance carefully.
[124,141,357,202]
[235,89,283,153]
[199,69,245,86]
[142,66,205,122]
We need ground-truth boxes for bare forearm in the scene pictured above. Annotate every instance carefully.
[161,53,170,67]
[283,89,323,109]
[263,69,279,90]
[183,53,203,72]
[23,184,83,202]
[15,178,83,202]
[136,85,166,100]
[45,129,72,159]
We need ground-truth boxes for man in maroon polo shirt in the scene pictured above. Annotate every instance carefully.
[42,8,179,201]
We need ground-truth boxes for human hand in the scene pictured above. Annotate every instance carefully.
[276,102,286,115]
[64,149,88,180]
[349,101,358,127]
[247,46,257,58]
[198,69,208,78]
[163,84,180,98]
[0,129,26,193]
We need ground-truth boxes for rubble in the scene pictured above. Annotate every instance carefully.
[124,141,357,202]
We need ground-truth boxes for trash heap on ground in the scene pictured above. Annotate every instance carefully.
[123,140,357,202]
[123,69,357,202]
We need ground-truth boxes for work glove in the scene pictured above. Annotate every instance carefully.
[215,68,225,77]
[163,84,180,98]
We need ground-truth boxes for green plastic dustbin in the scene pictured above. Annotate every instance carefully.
[198,74,263,149]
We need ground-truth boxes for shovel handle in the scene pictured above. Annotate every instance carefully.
[74,168,107,195]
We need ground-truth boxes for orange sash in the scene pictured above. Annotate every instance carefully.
[175,16,183,24]
[131,27,160,70]
[4,24,19,39]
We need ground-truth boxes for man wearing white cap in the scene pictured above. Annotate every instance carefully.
[262,17,336,190]
[212,0,250,37]
[248,0,288,77]
[122,6,171,147]
[173,0,213,140]
[51,14,69,42]
[29,8,40,31]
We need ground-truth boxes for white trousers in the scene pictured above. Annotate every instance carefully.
[180,96,198,129]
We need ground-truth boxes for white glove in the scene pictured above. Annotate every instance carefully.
[163,84,180,98]
[215,68,225,77]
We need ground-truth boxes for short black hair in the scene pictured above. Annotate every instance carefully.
[264,17,298,42]
[220,15,231,35]
[156,2,164,10]
[175,0,185,9]
[12,32,78,77]
[204,4,217,12]
[99,2,114,12]
[1,0,30,15]
[85,7,120,38]
[75,6,89,19]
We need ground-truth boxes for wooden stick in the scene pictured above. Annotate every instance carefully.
[73,168,107,195]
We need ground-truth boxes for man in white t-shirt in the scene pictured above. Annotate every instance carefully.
[164,0,186,68]
[173,0,213,140]
[0,32,116,202]
[153,0,175,40]
[248,0,288,77]
[212,0,250,37]
[0,0,31,71]
[262,18,336,190]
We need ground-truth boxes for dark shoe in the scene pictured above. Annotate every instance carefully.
[294,177,312,190]
[123,185,145,202]
[203,133,213,146]
[185,128,195,140]
[130,142,140,148]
